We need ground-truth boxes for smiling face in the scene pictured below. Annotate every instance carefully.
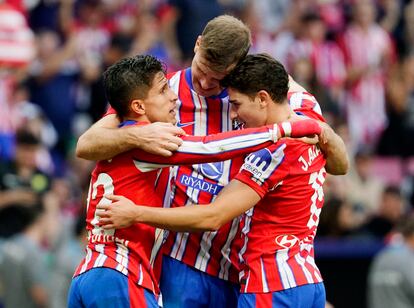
[228,88,267,129]
[139,71,178,124]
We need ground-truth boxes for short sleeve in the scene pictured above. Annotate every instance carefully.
[235,143,290,198]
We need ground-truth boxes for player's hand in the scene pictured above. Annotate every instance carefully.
[317,121,333,145]
[97,195,141,229]
[276,119,322,139]
[130,122,185,157]
[298,136,319,145]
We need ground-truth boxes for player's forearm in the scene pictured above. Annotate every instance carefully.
[319,125,349,175]
[141,120,321,166]
[135,205,222,232]
[76,114,127,160]
[76,126,135,161]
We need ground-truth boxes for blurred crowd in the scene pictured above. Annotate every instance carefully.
[0,0,414,307]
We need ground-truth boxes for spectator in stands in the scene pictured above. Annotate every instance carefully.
[360,186,406,238]
[160,0,226,66]
[340,0,393,150]
[0,0,35,160]
[0,201,50,308]
[368,214,414,308]
[27,30,79,158]
[50,214,86,308]
[318,198,361,237]
[378,54,414,156]
[0,130,50,238]
[346,148,385,218]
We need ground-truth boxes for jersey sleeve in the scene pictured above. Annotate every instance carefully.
[234,142,291,198]
[288,91,326,122]
[130,124,279,171]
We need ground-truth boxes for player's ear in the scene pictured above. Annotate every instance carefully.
[257,90,270,109]
[130,99,146,116]
[194,36,202,53]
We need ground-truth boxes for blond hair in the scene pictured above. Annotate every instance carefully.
[200,15,251,72]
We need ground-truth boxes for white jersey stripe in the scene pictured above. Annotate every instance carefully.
[80,247,92,273]
[218,216,240,280]
[115,241,129,276]
[244,270,251,293]
[302,243,323,282]
[306,254,323,282]
[294,254,314,283]
[164,166,178,209]
[178,131,275,155]
[169,71,182,125]
[138,264,143,285]
[260,257,270,293]
[221,96,231,133]
[150,228,165,267]
[171,232,189,261]
[275,249,297,289]
[195,230,217,271]
[192,92,207,135]
[93,244,107,267]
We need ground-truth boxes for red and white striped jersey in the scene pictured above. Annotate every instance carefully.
[235,125,327,293]
[73,121,281,294]
[163,68,326,284]
[104,69,325,284]
[162,69,243,283]
[0,3,34,67]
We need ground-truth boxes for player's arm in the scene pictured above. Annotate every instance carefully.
[99,179,260,232]
[131,119,321,166]
[98,144,288,231]
[76,113,185,160]
[318,122,349,175]
[288,79,349,175]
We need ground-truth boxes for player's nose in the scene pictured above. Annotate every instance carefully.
[230,108,238,121]
[199,77,216,90]
[169,87,178,102]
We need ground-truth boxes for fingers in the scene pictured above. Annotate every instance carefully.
[104,194,121,201]
[151,122,185,136]
[102,224,115,230]
[95,210,110,218]
[164,141,180,152]
[301,136,319,145]
[167,126,185,136]
[99,217,112,225]
[96,203,110,210]
[153,148,174,157]
[168,135,184,147]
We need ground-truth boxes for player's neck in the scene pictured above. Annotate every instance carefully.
[123,115,150,124]
[267,100,292,125]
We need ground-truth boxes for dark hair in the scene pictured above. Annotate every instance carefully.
[220,53,289,103]
[15,129,40,146]
[383,185,401,197]
[103,55,165,118]
[0,201,44,238]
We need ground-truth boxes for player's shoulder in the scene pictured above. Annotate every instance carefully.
[246,142,289,168]
[288,91,325,122]
[167,70,181,80]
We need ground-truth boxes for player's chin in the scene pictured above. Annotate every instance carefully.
[167,115,177,125]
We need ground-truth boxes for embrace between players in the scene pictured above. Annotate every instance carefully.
[69,15,349,308]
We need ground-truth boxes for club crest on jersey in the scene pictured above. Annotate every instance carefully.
[199,162,224,180]
[275,234,299,249]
